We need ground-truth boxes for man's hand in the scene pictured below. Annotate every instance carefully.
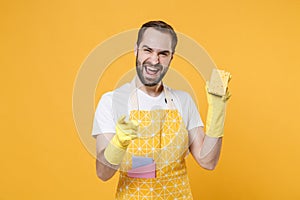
[205,69,232,138]
[104,115,139,165]
[114,115,139,149]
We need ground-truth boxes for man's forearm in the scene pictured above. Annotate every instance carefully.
[96,149,118,181]
[198,136,222,170]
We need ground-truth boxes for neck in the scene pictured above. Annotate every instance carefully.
[135,77,163,97]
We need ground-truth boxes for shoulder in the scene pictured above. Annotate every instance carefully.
[98,83,131,102]
[101,91,114,99]
[97,91,113,107]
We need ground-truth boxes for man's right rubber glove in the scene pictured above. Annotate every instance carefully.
[104,115,139,165]
[205,69,232,138]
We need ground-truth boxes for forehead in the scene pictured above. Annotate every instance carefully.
[139,28,172,51]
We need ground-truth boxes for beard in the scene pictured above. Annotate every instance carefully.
[136,56,169,87]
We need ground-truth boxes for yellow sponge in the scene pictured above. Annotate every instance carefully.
[208,69,231,96]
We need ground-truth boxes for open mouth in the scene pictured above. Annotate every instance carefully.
[145,66,160,75]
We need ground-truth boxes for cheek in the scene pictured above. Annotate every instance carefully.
[138,55,149,64]
[161,59,171,67]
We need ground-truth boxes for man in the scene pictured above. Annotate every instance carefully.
[92,21,231,199]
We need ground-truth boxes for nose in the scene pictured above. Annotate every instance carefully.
[148,52,159,65]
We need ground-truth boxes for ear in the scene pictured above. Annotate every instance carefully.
[134,44,138,56]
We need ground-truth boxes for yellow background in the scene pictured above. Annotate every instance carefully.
[1,0,300,199]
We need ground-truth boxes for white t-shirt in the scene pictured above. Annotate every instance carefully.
[92,85,204,138]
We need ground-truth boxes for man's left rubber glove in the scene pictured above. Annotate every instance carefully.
[104,115,139,165]
[205,69,232,138]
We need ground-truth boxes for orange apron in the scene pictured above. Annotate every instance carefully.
[115,81,193,199]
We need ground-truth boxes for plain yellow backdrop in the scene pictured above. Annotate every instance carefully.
[1,0,300,199]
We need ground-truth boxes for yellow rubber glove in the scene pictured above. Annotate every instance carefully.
[104,115,139,165]
[205,82,231,138]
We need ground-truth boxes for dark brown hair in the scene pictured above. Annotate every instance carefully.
[136,21,178,53]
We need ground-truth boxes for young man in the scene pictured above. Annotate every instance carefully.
[92,21,231,199]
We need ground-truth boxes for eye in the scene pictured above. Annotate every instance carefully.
[143,48,152,53]
[159,52,170,57]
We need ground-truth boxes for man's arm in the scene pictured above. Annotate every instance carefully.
[96,133,118,181]
[95,116,139,181]
[189,126,222,170]
[189,69,231,170]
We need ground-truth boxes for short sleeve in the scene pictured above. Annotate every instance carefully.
[92,92,116,138]
[186,93,204,131]
[171,90,204,131]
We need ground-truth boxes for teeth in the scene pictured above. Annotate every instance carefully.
[146,66,159,72]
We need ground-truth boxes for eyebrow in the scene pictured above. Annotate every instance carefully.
[141,45,172,54]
